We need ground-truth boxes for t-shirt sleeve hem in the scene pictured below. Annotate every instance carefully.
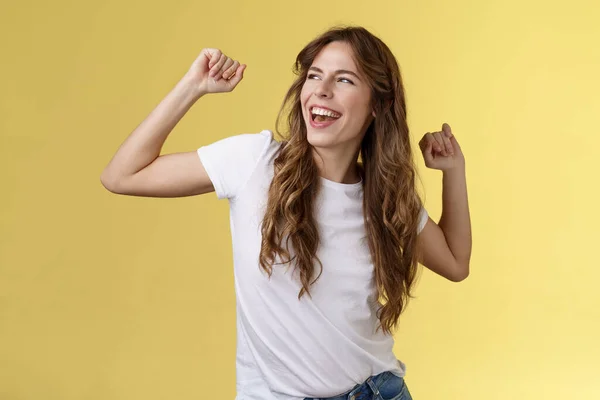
[196,147,227,199]
[417,207,429,234]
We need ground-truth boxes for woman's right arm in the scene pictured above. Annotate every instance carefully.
[100,49,246,198]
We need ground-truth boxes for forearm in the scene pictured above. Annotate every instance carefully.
[101,75,203,184]
[438,164,472,269]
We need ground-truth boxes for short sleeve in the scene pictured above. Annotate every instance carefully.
[417,207,429,234]
[197,130,273,200]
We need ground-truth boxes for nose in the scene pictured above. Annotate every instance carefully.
[315,80,333,99]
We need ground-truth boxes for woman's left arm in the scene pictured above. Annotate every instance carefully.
[416,123,472,282]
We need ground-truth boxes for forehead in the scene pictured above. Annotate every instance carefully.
[311,41,358,72]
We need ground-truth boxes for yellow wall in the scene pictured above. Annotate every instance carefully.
[1,0,598,399]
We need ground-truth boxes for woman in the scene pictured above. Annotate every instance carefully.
[101,26,472,400]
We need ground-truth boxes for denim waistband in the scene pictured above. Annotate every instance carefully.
[304,370,403,400]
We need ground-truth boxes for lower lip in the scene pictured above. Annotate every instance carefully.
[308,114,340,129]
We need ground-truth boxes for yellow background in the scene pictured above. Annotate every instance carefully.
[1,0,599,399]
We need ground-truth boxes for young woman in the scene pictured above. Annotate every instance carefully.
[101,26,471,400]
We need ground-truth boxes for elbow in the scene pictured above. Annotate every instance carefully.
[449,262,470,282]
[100,172,120,193]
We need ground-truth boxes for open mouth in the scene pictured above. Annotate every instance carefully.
[310,106,342,123]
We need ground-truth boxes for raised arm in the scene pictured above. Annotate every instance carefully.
[100,48,246,197]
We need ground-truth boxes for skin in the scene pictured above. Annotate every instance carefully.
[298,41,471,282]
[300,41,374,185]
[201,45,472,282]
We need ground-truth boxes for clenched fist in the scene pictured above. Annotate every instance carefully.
[419,123,465,171]
[185,48,247,96]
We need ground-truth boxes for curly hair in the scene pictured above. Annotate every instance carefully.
[259,26,424,335]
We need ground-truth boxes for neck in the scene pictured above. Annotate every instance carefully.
[312,144,362,184]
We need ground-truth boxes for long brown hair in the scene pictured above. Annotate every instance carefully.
[259,26,424,335]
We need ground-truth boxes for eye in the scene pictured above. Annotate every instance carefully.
[339,77,354,84]
[307,74,321,80]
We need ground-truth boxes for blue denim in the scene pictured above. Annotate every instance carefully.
[304,370,413,400]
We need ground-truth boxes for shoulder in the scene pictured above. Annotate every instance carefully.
[197,129,278,159]
[195,130,281,200]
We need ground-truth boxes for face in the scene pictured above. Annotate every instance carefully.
[300,41,374,152]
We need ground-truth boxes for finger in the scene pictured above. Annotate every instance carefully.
[207,49,222,69]
[215,57,234,80]
[424,132,441,154]
[420,133,434,152]
[418,134,427,151]
[228,64,246,87]
[423,140,435,164]
[211,53,227,77]
[432,131,450,156]
[210,53,227,77]
[437,130,453,156]
[431,132,445,155]
[442,123,453,138]
[433,132,448,157]
[195,49,213,70]
[222,60,240,80]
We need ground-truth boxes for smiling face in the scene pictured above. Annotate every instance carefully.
[300,41,374,153]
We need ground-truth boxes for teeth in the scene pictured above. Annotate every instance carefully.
[311,107,341,118]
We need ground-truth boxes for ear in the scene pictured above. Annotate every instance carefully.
[372,110,376,118]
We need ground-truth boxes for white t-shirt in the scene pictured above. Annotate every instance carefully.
[197,130,428,400]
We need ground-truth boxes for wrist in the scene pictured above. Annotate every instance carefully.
[178,73,206,101]
[442,162,466,176]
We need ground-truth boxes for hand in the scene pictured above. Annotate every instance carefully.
[418,123,465,171]
[185,48,246,96]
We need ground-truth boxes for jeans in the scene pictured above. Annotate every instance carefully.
[304,370,413,400]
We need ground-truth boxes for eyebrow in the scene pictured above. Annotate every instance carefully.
[308,66,362,81]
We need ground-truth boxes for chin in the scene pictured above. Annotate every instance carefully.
[306,129,338,148]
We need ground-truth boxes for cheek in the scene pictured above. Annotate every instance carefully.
[346,98,372,121]
[300,88,308,106]
[300,87,314,119]
[300,86,310,104]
